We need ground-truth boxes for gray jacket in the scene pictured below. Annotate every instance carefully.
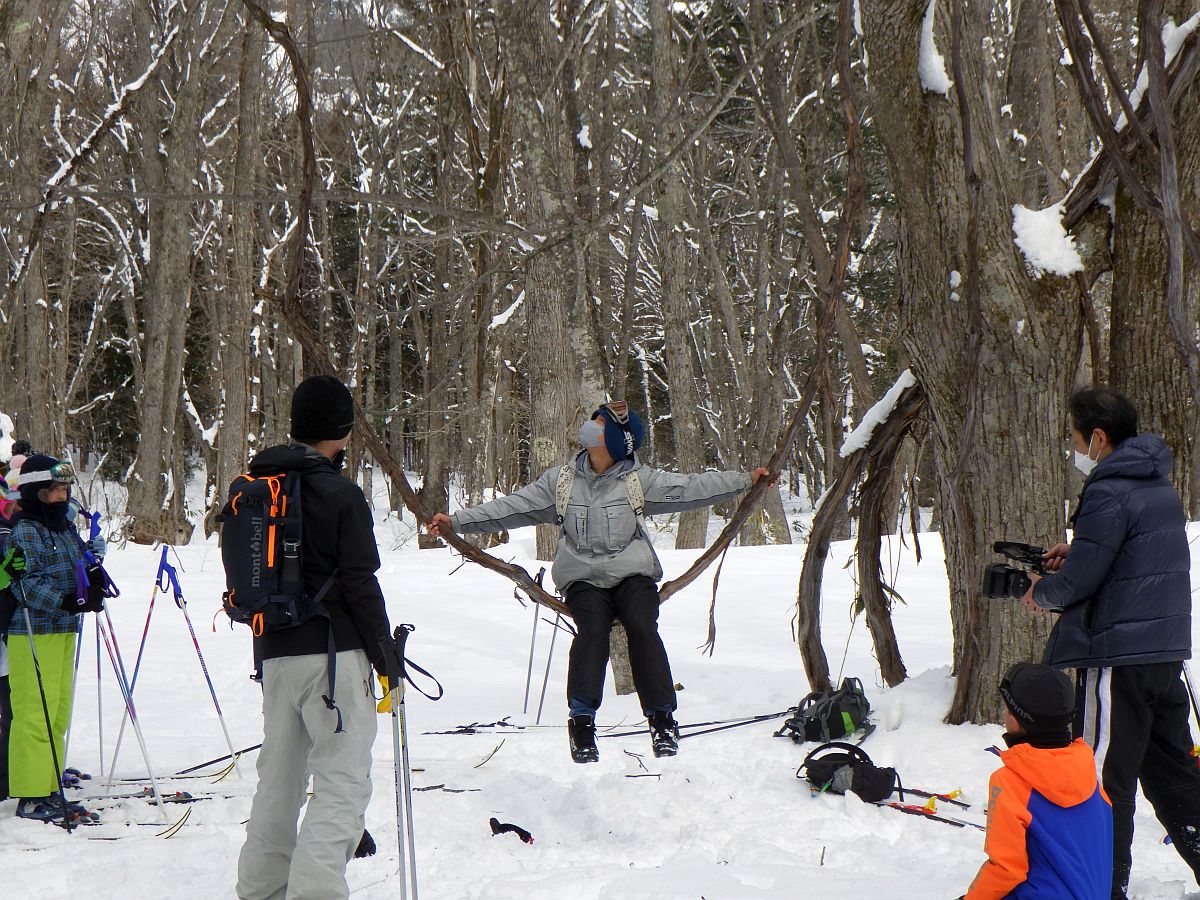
[451,451,752,591]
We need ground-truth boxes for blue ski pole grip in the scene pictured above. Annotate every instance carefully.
[155,545,170,590]
[157,547,184,608]
[89,511,102,544]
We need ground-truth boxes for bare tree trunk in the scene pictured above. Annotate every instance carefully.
[126,5,207,544]
[3,3,68,451]
[651,0,710,550]
[208,17,263,535]
[1108,52,1200,512]
[504,0,587,562]
[860,0,1082,723]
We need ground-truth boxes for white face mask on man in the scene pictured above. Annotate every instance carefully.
[1073,433,1099,477]
[578,419,605,449]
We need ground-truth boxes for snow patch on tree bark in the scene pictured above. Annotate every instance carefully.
[1011,202,1084,277]
[918,1,951,95]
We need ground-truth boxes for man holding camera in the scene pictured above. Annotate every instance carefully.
[1021,385,1200,899]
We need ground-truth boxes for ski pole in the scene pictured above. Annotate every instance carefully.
[522,600,539,715]
[398,685,418,900]
[175,743,262,776]
[96,614,103,776]
[96,610,168,822]
[390,679,410,900]
[384,624,421,900]
[103,546,164,790]
[18,605,74,832]
[62,613,85,770]
[535,613,564,725]
[160,549,243,778]
[521,568,547,716]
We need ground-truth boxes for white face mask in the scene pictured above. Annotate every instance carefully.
[1073,433,1099,476]
[578,420,605,449]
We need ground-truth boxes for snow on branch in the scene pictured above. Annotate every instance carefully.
[839,369,918,457]
[489,292,524,331]
[1012,202,1084,277]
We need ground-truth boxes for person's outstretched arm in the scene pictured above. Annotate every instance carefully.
[435,467,561,536]
[639,466,762,515]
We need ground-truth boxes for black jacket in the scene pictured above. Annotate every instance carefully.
[247,443,390,673]
[1035,433,1191,668]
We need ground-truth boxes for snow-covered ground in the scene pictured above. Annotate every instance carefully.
[3,501,1199,898]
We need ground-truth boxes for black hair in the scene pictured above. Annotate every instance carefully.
[1069,385,1138,446]
[11,439,32,456]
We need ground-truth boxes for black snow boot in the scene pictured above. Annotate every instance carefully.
[568,715,599,764]
[649,712,679,758]
[354,828,377,859]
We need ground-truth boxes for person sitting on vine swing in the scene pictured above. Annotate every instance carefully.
[428,401,773,763]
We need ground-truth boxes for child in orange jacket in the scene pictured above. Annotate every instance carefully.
[963,663,1113,900]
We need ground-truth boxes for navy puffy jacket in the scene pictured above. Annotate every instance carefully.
[1035,433,1191,669]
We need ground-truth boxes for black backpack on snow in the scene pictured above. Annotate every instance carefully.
[776,677,871,743]
[217,469,344,730]
[798,741,900,803]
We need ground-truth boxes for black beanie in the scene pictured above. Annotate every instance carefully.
[1000,663,1075,735]
[291,376,355,443]
[18,454,66,505]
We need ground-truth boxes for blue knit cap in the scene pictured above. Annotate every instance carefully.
[594,403,645,461]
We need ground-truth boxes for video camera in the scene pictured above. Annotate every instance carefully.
[981,541,1045,600]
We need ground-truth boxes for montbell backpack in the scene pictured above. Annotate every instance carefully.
[217,470,343,729]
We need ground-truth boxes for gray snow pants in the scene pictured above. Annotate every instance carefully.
[237,649,377,900]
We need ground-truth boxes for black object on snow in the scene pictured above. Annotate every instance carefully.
[489,817,534,844]
[354,828,377,858]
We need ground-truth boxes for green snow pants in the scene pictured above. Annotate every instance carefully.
[7,630,76,798]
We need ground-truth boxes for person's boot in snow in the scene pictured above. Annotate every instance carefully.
[16,794,99,824]
[354,828,376,858]
[568,715,599,764]
[649,711,679,758]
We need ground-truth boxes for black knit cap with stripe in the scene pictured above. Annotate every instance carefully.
[1000,662,1075,735]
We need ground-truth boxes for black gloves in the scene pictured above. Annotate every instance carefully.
[60,590,104,614]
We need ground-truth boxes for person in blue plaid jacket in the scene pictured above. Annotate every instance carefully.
[6,453,105,821]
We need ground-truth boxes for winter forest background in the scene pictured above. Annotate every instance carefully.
[1,0,1198,724]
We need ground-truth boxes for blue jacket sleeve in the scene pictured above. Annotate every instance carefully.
[1033,481,1127,611]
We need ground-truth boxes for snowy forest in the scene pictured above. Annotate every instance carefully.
[2,0,1199,725]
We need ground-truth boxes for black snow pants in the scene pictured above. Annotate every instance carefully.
[564,575,675,719]
[1075,661,1200,899]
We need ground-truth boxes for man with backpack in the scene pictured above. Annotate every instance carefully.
[232,376,393,900]
[428,402,772,763]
